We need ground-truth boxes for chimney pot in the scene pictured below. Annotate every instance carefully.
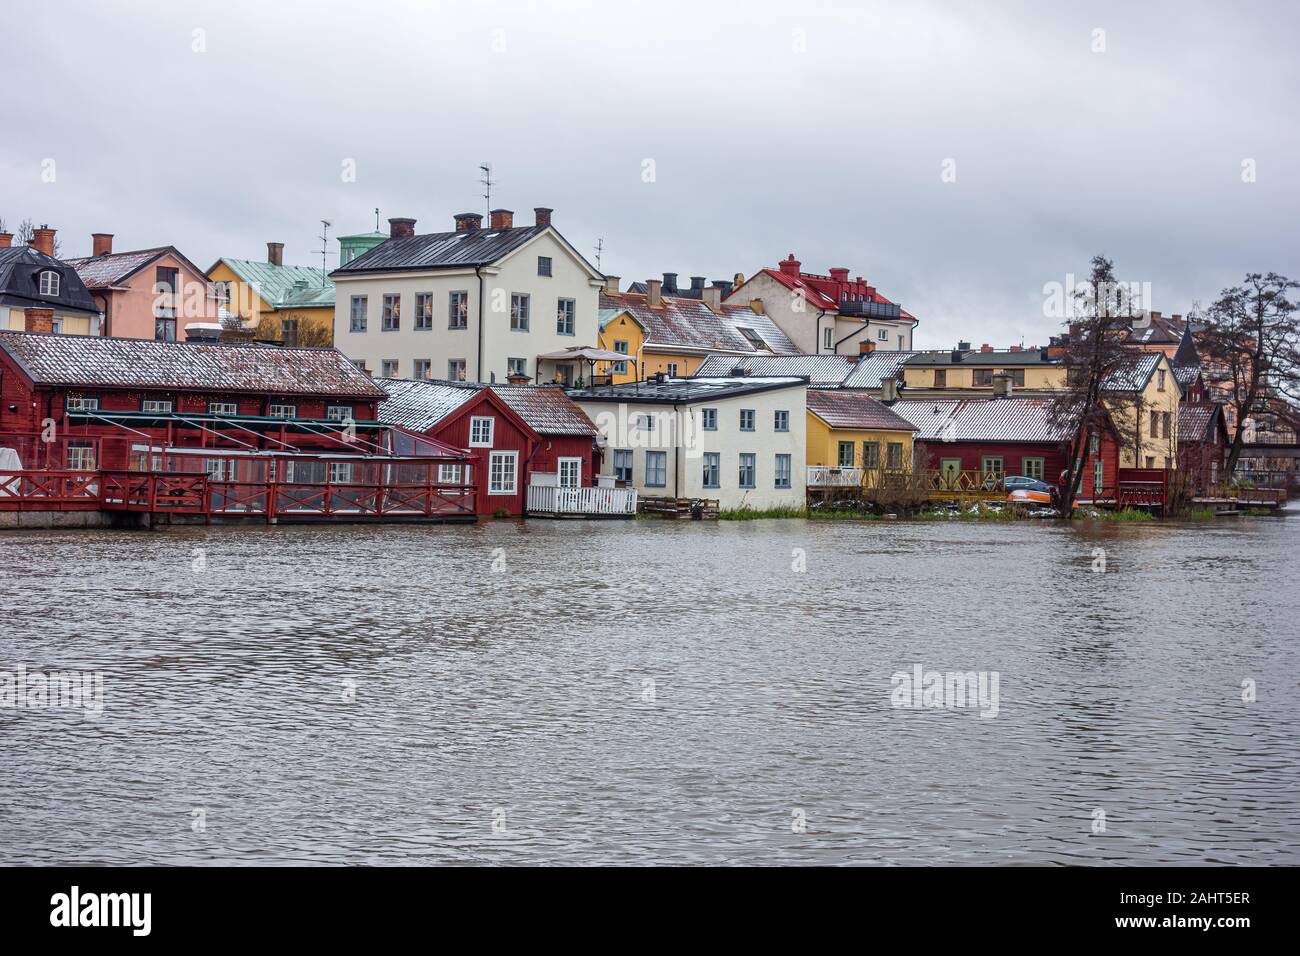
[453,213,482,234]
[646,279,662,308]
[1150,310,1162,322]
[0,233,12,249]
[711,279,733,299]
[389,217,417,239]
[266,241,284,266]
[689,276,706,293]
[533,207,552,227]
[662,273,679,295]
[489,208,514,230]
[749,298,764,315]
[859,340,876,354]
[603,275,620,295]
[829,267,850,283]
[91,233,114,257]
[957,340,971,351]
[778,254,802,276]
[981,343,993,352]
[30,226,56,257]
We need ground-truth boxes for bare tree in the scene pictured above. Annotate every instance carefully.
[1047,255,1143,514]
[1198,272,1300,476]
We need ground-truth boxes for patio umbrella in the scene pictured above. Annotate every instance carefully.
[535,346,631,385]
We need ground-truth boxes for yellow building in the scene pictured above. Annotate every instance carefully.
[901,347,1065,392]
[596,306,647,385]
[805,390,917,473]
[207,244,335,346]
[1103,352,1181,469]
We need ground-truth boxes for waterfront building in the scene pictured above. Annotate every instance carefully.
[595,280,798,384]
[804,390,918,490]
[723,253,918,354]
[900,346,1064,395]
[0,228,103,335]
[330,207,605,386]
[65,233,219,341]
[568,376,808,511]
[207,243,336,346]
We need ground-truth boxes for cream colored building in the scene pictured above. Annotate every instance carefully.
[570,377,808,510]
[330,209,604,385]
[1104,352,1181,469]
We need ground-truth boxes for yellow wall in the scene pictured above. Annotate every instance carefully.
[596,313,646,384]
[4,308,95,334]
[902,363,1066,390]
[1107,355,1180,469]
[641,350,709,379]
[206,262,333,344]
[806,411,915,467]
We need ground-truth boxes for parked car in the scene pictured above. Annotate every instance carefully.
[1005,475,1057,505]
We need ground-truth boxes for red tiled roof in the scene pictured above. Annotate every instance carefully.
[0,331,386,399]
[748,263,916,323]
[490,384,598,436]
[806,390,916,432]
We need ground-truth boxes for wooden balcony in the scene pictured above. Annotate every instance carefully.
[526,484,637,518]
[807,466,864,487]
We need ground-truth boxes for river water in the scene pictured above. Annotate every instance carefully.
[1,515,1297,865]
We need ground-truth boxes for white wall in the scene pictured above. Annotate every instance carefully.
[331,229,601,383]
[726,271,914,353]
[576,383,807,510]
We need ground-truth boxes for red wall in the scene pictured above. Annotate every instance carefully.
[917,429,1120,493]
[429,391,535,516]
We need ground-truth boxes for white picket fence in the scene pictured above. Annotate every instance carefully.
[527,484,638,516]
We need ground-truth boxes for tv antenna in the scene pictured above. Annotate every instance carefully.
[480,163,495,217]
[317,220,334,278]
[594,238,604,270]
[374,207,380,231]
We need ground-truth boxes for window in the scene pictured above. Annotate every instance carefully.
[382,294,400,331]
[934,369,947,387]
[838,441,855,467]
[381,359,399,378]
[645,450,667,487]
[280,318,298,346]
[666,363,679,377]
[878,328,888,341]
[209,402,238,415]
[556,298,575,335]
[211,280,230,304]
[415,293,433,330]
[887,442,903,469]
[636,414,655,432]
[774,410,789,432]
[1150,412,1160,438]
[413,359,432,380]
[328,462,354,484]
[469,416,494,447]
[1022,457,1045,480]
[558,457,581,487]
[351,359,366,371]
[438,463,462,484]
[507,357,527,377]
[973,369,993,386]
[1094,459,1105,495]
[155,315,176,341]
[1157,368,1166,391]
[66,442,96,471]
[823,327,833,351]
[1004,368,1026,387]
[1162,411,1171,439]
[267,403,296,418]
[204,458,235,482]
[537,255,553,277]
[703,452,720,488]
[510,293,530,331]
[613,340,629,375]
[739,409,755,431]
[775,454,792,489]
[862,441,880,469]
[613,449,633,483]
[448,359,467,382]
[448,291,468,329]
[489,451,518,495]
[1145,455,1156,469]
[981,456,1004,478]
[736,326,766,350]
[141,399,173,414]
[701,408,717,431]
[349,295,368,332]
[38,270,60,296]
[1089,433,1100,456]
[898,334,905,349]
[65,395,99,412]
[52,317,63,334]
[155,266,179,295]
[738,453,756,488]
[326,405,353,421]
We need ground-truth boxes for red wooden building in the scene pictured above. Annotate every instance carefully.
[1178,402,1230,494]
[890,397,1123,502]
[0,331,475,522]
[377,378,624,517]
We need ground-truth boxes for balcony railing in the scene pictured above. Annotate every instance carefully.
[807,466,863,487]
[526,484,637,516]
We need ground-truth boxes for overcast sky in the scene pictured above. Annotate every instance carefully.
[2,0,1296,347]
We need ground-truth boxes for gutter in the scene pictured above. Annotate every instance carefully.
[475,265,486,383]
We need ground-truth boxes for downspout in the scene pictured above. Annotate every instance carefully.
[475,265,486,383]
[835,318,870,352]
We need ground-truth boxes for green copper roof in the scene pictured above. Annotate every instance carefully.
[219,258,335,310]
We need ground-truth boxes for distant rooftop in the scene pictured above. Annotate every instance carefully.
[567,376,807,405]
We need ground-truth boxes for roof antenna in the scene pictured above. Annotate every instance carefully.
[374,207,380,232]
[317,220,334,279]
[594,238,604,270]
[479,163,495,218]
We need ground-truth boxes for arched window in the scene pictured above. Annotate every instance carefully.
[38,270,60,296]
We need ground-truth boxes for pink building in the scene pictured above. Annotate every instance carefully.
[66,233,219,340]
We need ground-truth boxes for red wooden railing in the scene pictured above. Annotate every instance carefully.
[0,471,102,510]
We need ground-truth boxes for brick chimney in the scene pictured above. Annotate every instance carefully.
[489,208,514,230]
[1009,344,1023,352]
[646,279,662,308]
[25,307,54,333]
[1150,310,1162,323]
[453,213,482,234]
[778,253,801,277]
[389,217,417,239]
[267,242,284,266]
[749,298,765,314]
[534,207,552,227]
[603,275,620,295]
[0,233,11,249]
[92,233,113,257]
[829,267,850,283]
[30,225,55,257]
[980,343,993,352]
[506,369,531,385]
[859,340,876,354]
[662,273,679,295]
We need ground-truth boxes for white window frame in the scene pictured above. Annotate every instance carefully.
[38,271,60,296]
[666,363,679,377]
[208,401,239,415]
[141,399,173,414]
[558,457,582,487]
[349,295,368,332]
[66,442,96,471]
[267,403,297,418]
[823,327,833,350]
[510,293,530,332]
[469,416,495,448]
[326,405,353,422]
[65,396,100,412]
[381,359,399,378]
[438,463,462,484]
[488,450,518,495]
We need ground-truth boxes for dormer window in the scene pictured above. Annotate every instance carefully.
[38,271,60,296]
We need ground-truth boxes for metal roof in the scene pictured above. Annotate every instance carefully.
[599,292,798,355]
[842,350,918,388]
[491,384,598,436]
[1101,352,1163,392]
[332,225,549,274]
[375,378,481,431]
[568,376,807,406]
[0,245,101,314]
[806,390,916,432]
[890,397,1073,443]
[217,258,334,309]
[694,353,855,384]
[904,348,1056,367]
[0,331,386,399]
